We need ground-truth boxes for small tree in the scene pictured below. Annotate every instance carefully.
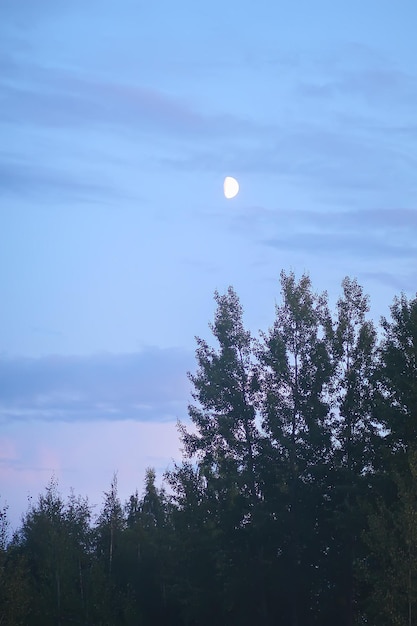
[96,472,125,578]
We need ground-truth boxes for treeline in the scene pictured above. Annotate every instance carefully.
[1,271,417,625]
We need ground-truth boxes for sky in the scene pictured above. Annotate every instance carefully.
[1,0,416,529]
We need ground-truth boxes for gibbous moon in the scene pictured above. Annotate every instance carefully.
[224,176,239,199]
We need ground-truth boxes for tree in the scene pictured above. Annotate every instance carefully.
[13,478,93,625]
[0,499,31,625]
[182,287,260,504]
[258,270,333,625]
[166,461,228,625]
[96,472,125,578]
[377,292,417,459]
[0,498,9,552]
[362,292,417,624]
[333,277,378,474]
[63,490,93,623]
[330,277,378,625]
[362,451,417,625]
[170,286,266,624]
[17,478,67,625]
[93,473,126,623]
[122,468,177,625]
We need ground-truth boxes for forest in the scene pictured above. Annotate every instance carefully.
[1,270,417,625]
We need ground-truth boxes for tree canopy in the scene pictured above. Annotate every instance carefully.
[1,271,417,625]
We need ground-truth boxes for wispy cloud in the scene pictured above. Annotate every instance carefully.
[297,67,417,109]
[161,119,417,209]
[251,206,416,260]
[220,204,417,292]
[2,36,415,214]
[0,348,194,423]
[0,157,125,203]
[0,53,260,139]
[259,207,417,232]
[263,231,415,260]
[360,270,417,294]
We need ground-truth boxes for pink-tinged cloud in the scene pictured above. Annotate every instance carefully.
[1,418,183,532]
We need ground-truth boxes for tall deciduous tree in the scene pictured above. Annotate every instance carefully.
[331,277,378,625]
[333,277,378,474]
[378,292,417,459]
[182,286,260,506]
[172,286,266,623]
[259,270,333,625]
[362,292,417,625]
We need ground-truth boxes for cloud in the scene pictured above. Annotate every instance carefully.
[262,207,417,233]
[213,202,417,245]
[160,119,416,209]
[253,206,416,256]
[220,204,417,272]
[0,53,260,140]
[2,39,415,214]
[360,271,417,294]
[263,230,415,261]
[0,418,183,531]
[0,157,124,203]
[297,67,417,109]
[1,0,84,30]
[0,348,194,424]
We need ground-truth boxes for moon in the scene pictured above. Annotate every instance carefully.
[224,176,239,199]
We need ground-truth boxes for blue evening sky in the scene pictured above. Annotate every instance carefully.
[1,0,416,527]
